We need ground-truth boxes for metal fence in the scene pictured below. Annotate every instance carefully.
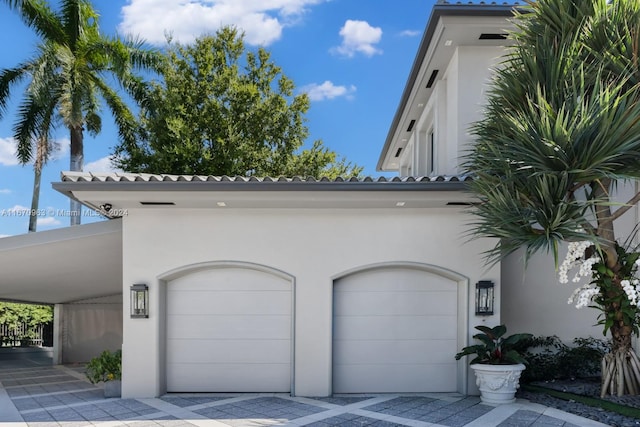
[0,322,53,347]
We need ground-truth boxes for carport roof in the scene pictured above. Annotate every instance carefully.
[0,219,122,304]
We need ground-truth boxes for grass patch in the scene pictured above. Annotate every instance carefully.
[522,383,640,419]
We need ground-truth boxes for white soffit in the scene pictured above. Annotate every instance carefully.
[0,219,122,304]
[378,5,516,171]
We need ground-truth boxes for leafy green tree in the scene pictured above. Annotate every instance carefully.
[0,0,162,226]
[0,302,52,346]
[114,28,361,178]
[465,0,640,395]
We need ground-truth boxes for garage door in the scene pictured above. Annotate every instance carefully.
[333,267,458,393]
[166,267,292,392]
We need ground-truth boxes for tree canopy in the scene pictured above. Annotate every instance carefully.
[114,27,362,179]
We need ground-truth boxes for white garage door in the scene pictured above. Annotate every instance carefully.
[333,267,458,393]
[166,267,292,392]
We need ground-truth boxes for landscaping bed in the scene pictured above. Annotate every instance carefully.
[519,378,640,427]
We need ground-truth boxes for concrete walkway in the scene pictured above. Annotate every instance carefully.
[0,361,609,427]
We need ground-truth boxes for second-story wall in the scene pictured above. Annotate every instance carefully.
[399,46,505,177]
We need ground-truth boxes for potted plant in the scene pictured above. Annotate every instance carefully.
[85,349,122,397]
[455,325,532,404]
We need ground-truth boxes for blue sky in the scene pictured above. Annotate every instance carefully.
[0,0,433,236]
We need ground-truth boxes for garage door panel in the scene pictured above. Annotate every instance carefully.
[333,315,456,340]
[333,363,457,393]
[170,269,290,292]
[167,339,290,364]
[333,267,459,393]
[334,270,452,292]
[334,291,456,315]
[168,315,291,340]
[167,363,291,393]
[166,267,292,392]
[333,339,457,365]
[168,291,291,315]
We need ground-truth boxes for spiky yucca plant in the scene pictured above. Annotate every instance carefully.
[466,0,640,396]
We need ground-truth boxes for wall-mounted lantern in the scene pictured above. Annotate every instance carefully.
[130,284,149,318]
[475,280,494,316]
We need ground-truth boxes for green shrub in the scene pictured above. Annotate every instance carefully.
[518,336,610,383]
[85,350,121,383]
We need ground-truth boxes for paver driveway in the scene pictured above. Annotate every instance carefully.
[0,359,608,427]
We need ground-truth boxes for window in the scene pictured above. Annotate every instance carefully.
[428,129,435,175]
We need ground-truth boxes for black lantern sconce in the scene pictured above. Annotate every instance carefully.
[475,280,494,316]
[130,284,149,318]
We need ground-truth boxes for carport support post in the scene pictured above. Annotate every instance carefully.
[53,304,63,365]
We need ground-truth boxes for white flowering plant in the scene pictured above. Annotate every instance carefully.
[560,241,640,338]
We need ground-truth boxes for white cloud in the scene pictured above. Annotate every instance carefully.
[0,189,11,195]
[332,20,382,57]
[0,235,10,238]
[118,0,326,46]
[84,156,122,173]
[0,137,69,166]
[37,216,62,227]
[0,138,19,166]
[300,81,356,101]
[399,29,420,37]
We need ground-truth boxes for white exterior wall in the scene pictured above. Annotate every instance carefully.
[408,46,504,177]
[120,207,500,398]
[454,46,504,172]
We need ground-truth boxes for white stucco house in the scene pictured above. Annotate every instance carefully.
[1,2,636,399]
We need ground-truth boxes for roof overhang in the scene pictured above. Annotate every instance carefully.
[53,172,477,214]
[377,3,517,171]
[0,219,122,304]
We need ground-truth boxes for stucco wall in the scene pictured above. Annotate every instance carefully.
[119,206,499,398]
[441,46,504,175]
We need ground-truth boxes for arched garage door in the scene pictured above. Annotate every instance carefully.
[166,266,293,392]
[333,266,460,393]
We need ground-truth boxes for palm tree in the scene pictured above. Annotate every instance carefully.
[466,0,640,396]
[12,43,59,233]
[0,0,161,226]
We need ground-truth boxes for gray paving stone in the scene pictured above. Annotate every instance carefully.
[47,408,85,421]
[77,409,110,419]
[528,416,565,427]
[12,397,42,410]
[371,422,408,427]
[418,412,449,423]
[113,411,141,420]
[133,407,163,416]
[440,414,476,427]
[309,396,374,406]
[22,411,56,421]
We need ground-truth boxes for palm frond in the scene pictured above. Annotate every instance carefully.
[1,0,66,44]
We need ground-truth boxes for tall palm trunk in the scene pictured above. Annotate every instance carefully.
[28,137,47,233]
[69,125,83,226]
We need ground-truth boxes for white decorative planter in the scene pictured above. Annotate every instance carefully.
[103,380,121,398]
[471,363,525,405]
